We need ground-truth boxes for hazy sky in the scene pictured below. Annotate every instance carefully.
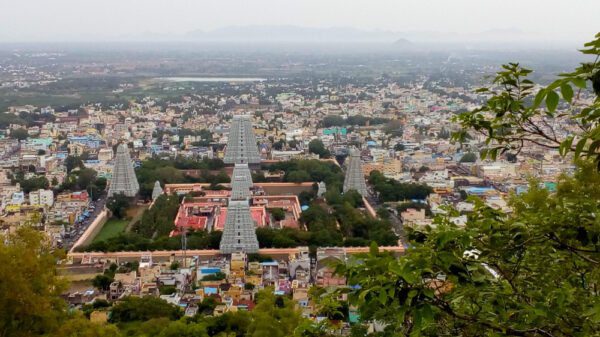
[0,0,598,42]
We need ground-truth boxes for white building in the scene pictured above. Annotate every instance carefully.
[29,189,54,207]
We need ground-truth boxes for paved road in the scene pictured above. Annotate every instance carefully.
[63,196,107,250]
[366,193,409,249]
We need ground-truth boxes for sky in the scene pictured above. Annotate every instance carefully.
[0,0,598,42]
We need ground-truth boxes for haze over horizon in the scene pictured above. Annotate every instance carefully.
[0,0,598,46]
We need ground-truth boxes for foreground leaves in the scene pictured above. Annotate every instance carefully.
[337,163,600,336]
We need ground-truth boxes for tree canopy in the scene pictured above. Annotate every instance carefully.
[308,139,331,158]
[453,33,600,165]
[334,34,600,337]
[368,170,433,202]
[338,163,600,336]
[0,228,67,337]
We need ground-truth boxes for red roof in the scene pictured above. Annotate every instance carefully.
[214,207,268,231]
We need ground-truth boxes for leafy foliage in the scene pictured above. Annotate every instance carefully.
[308,139,331,158]
[136,157,228,200]
[134,194,181,237]
[459,152,477,163]
[322,115,390,127]
[269,207,286,221]
[453,33,600,165]
[257,190,397,248]
[368,170,433,202]
[9,128,28,140]
[110,296,182,323]
[81,228,222,252]
[268,159,344,190]
[337,163,600,336]
[106,193,130,219]
[0,227,68,337]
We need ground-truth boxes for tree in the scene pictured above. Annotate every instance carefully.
[287,170,311,183]
[106,193,130,219]
[272,139,286,150]
[459,152,477,163]
[269,208,286,221]
[246,290,305,337]
[45,314,122,337]
[0,227,68,337]
[19,175,49,193]
[394,143,406,151]
[92,274,114,291]
[337,36,600,336]
[369,170,433,202]
[453,33,600,165]
[64,155,84,173]
[9,128,28,141]
[338,164,600,336]
[76,168,97,190]
[308,139,330,158]
[109,296,182,323]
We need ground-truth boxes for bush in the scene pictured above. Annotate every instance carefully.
[110,296,182,323]
[201,272,226,281]
[459,152,477,163]
[269,208,286,221]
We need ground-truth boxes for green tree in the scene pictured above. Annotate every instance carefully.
[92,274,114,291]
[9,128,28,140]
[94,177,107,191]
[269,208,286,221]
[106,193,130,219]
[64,155,84,173]
[0,227,68,337]
[76,168,97,190]
[109,296,182,323]
[287,170,312,183]
[337,36,600,337]
[459,152,477,163]
[308,139,330,158]
[368,170,432,202]
[338,164,600,336]
[19,175,49,193]
[45,314,122,337]
[273,139,286,150]
[246,290,305,337]
[453,33,600,165]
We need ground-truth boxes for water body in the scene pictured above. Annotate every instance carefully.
[157,77,267,82]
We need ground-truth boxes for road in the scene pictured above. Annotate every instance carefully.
[63,196,107,250]
[366,192,409,249]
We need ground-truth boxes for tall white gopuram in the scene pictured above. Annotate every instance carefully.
[343,148,368,197]
[108,143,139,198]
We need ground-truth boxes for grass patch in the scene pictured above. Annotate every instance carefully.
[92,218,128,243]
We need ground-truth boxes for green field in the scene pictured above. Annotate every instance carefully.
[92,218,128,243]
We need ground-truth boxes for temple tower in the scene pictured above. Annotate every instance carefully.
[343,148,368,197]
[219,199,260,254]
[230,164,253,200]
[223,115,261,165]
[108,143,139,197]
[151,180,163,201]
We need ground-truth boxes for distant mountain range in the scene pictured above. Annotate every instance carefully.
[183,25,398,42]
[129,25,577,48]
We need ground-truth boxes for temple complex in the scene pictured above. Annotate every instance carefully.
[343,148,369,197]
[108,143,139,198]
